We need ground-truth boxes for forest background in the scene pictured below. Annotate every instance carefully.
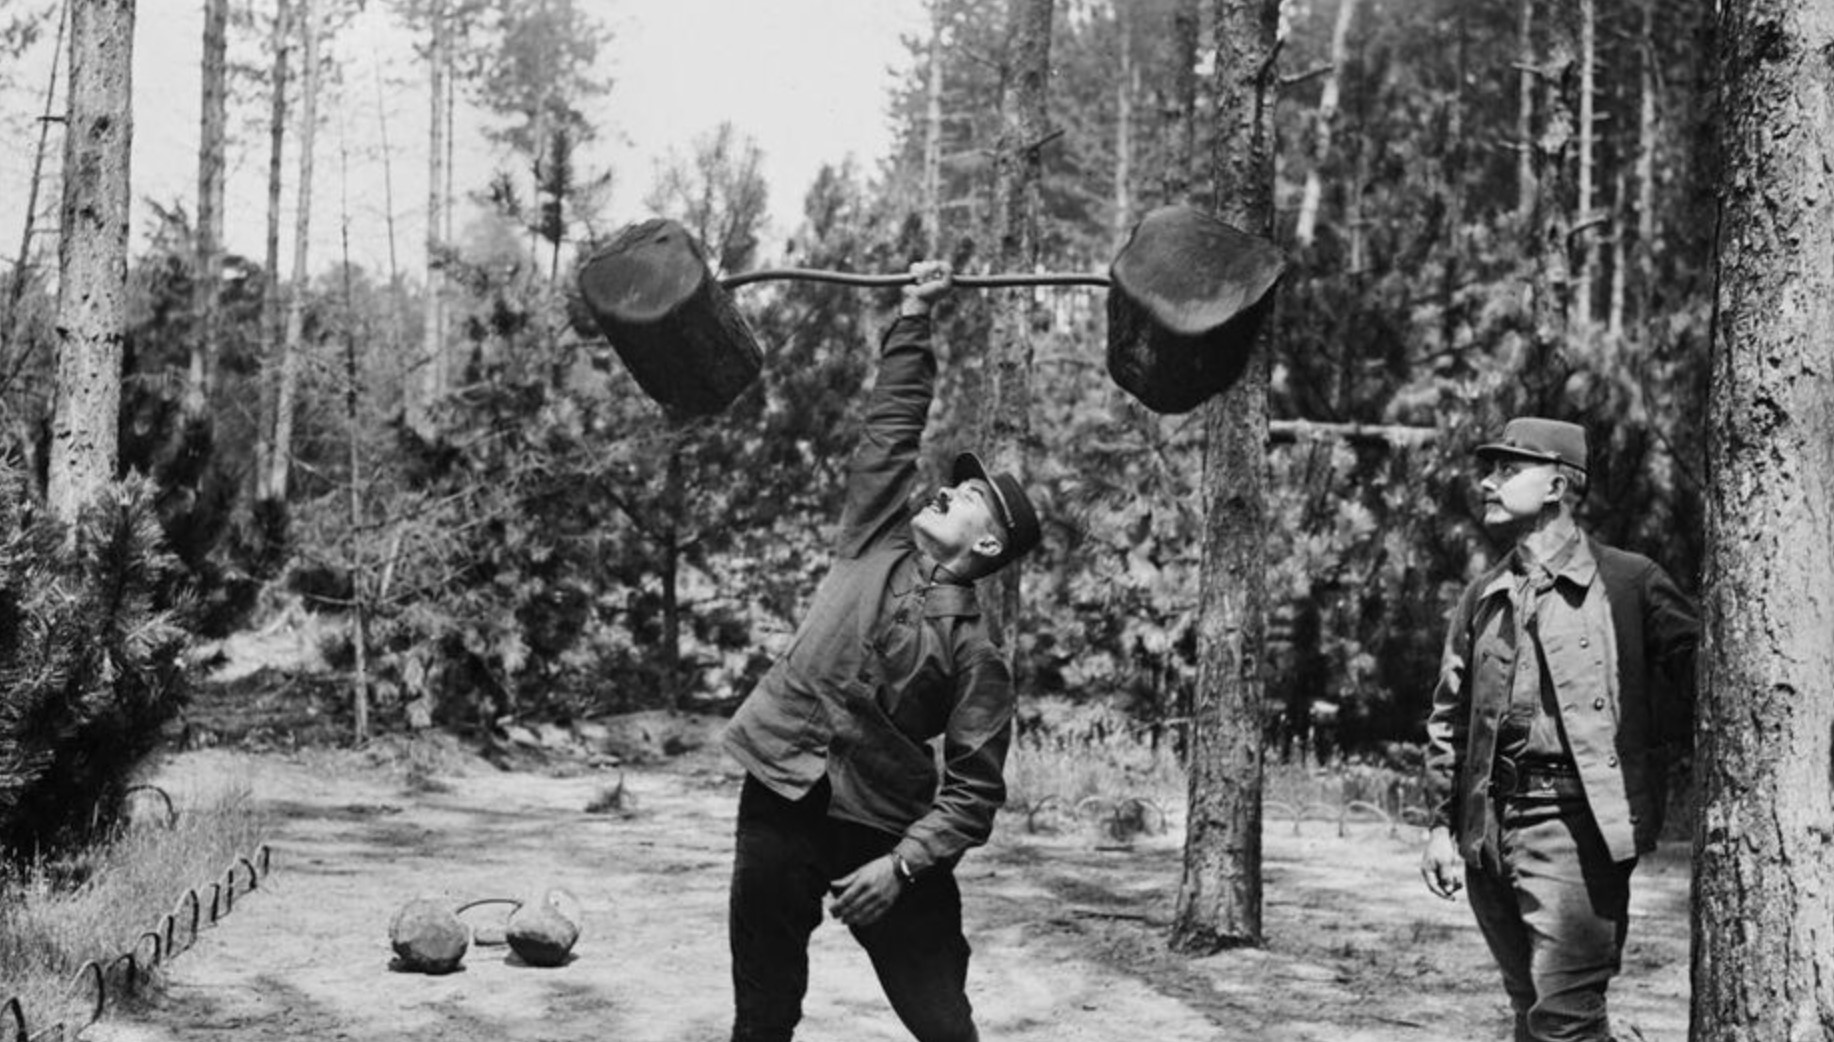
[0,0,1713,782]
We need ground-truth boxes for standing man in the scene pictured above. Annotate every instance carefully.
[1419,417,1698,1042]
[722,261,1042,1042]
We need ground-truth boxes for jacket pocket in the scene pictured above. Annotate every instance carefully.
[827,677,938,818]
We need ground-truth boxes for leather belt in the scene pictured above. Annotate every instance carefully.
[1489,755,1585,800]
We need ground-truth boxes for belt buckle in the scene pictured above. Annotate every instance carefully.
[1490,755,1519,798]
[1521,771,1559,798]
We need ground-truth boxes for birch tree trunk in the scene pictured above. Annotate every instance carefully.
[1694,3,1834,1039]
[411,0,448,438]
[188,0,229,416]
[254,0,292,497]
[1295,0,1356,249]
[1608,168,1627,337]
[1574,0,1596,328]
[980,0,1053,650]
[264,0,318,503]
[48,0,135,524]
[1171,0,1278,953]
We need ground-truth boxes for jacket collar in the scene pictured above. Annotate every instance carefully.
[1478,530,1598,603]
[922,582,980,618]
[907,552,982,617]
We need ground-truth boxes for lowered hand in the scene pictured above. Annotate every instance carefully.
[829,855,907,927]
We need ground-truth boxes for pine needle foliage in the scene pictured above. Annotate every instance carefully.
[0,462,192,863]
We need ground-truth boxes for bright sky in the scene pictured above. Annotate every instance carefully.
[0,0,927,278]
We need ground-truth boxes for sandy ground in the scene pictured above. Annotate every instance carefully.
[80,736,1692,1042]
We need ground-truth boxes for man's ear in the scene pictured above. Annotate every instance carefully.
[1544,471,1567,505]
[971,533,1005,561]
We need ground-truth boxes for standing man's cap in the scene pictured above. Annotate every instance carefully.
[1476,417,1589,474]
[951,452,1043,567]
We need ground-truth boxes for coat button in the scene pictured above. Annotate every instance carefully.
[1593,697,1606,710]
[1579,637,1589,648]
[1608,755,1619,767]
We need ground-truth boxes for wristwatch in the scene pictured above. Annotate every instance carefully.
[891,852,918,887]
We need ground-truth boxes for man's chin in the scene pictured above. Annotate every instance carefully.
[1482,511,1525,537]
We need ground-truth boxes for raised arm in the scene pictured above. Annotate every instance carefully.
[836,262,954,558]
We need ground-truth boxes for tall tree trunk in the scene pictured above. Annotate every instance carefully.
[338,136,370,744]
[1159,0,1200,207]
[1295,0,1357,249]
[264,0,317,503]
[374,57,401,290]
[661,434,683,713]
[1527,0,1579,411]
[188,0,229,416]
[372,54,406,380]
[0,0,68,384]
[1695,3,1834,1039]
[1171,0,1278,954]
[48,0,134,524]
[412,0,447,437]
[1633,0,1658,329]
[1516,0,1536,226]
[1608,168,1627,337]
[979,0,1053,649]
[254,0,292,499]
[922,1,944,255]
[1111,2,1133,252]
[1439,2,1469,356]
[1575,0,1597,328]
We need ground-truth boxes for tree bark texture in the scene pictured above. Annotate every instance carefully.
[1171,0,1278,954]
[981,0,1053,649]
[255,0,292,498]
[1695,3,1834,1039]
[49,0,135,524]
[265,0,318,503]
[1527,0,1579,411]
[189,0,229,415]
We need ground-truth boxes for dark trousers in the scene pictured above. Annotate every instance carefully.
[1466,795,1634,1042]
[729,774,978,1042]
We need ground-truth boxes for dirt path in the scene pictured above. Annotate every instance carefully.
[86,744,1690,1042]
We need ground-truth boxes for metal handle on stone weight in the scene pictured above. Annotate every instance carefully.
[718,269,1112,290]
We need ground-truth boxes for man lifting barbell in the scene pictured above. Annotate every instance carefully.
[719,260,1039,1042]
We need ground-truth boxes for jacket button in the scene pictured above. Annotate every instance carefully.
[1608,755,1619,767]
[1593,697,1606,710]
[1579,637,1589,648]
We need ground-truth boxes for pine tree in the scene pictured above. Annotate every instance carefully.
[0,463,192,862]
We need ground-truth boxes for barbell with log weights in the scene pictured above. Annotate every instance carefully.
[576,203,1286,417]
